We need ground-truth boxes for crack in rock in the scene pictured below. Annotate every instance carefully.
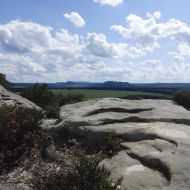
[126,149,171,184]
[118,132,178,147]
[58,116,190,129]
[85,108,154,116]
[99,116,190,126]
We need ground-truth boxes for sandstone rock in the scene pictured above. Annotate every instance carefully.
[50,98,190,190]
[0,85,41,110]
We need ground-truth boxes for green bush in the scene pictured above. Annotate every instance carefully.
[0,105,49,173]
[173,90,190,109]
[44,103,60,119]
[0,73,8,88]
[20,84,85,119]
[31,142,122,190]
[20,84,55,108]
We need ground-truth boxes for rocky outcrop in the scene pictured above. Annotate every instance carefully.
[0,85,40,110]
[0,86,41,190]
[50,98,190,190]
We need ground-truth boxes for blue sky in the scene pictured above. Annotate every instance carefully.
[0,0,190,82]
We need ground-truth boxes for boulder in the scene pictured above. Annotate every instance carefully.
[50,98,190,190]
[0,85,41,110]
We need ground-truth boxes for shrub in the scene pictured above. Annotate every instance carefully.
[20,84,85,119]
[44,103,60,119]
[0,73,8,88]
[51,127,123,157]
[30,141,122,190]
[0,105,49,173]
[173,90,190,109]
[99,132,123,157]
[20,84,55,108]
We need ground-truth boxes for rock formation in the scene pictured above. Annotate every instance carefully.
[0,85,40,110]
[50,98,190,190]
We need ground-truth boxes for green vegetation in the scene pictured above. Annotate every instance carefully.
[0,73,8,88]
[31,141,121,190]
[52,89,172,100]
[0,105,48,173]
[123,94,171,100]
[1,84,120,188]
[20,83,55,108]
[55,92,85,105]
[52,127,123,157]
[20,84,85,118]
[0,103,121,189]
[173,90,190,109]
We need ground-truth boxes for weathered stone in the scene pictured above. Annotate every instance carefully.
[50,98,190,190]
[0,85,41,110]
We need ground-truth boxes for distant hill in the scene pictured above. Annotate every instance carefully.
[87,81,133,89]
[11,81,133,90]
[10,81,190,95]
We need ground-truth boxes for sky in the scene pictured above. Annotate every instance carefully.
[1,0,190,83]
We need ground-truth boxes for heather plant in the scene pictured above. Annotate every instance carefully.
[44,103,60,118]
[0,105,49,173]
[52,127,123,157]
[100,132,123,157]
[30,141,122,190]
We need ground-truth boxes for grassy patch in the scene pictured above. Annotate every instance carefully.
[52,89,172,100]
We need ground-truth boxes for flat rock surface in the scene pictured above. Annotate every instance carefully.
[0,85,40,110]
[52,98,190,190]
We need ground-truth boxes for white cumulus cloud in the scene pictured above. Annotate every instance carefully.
[2,14,190,83]
[111,11,190,53]
[0,20,52,53]
[93,0,123,7]
[64,12,86,28]
[86,33,118,57]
